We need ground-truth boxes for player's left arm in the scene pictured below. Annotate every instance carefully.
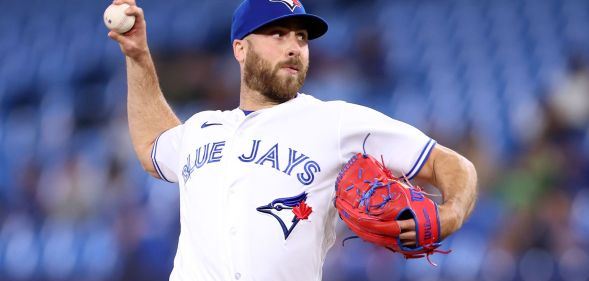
[412,144,478,239]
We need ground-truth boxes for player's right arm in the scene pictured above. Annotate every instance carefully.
[107,0,181,178]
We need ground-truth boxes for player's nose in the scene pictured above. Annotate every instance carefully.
[285,32,302,57]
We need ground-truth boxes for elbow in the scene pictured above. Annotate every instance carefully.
[465,157,478,188]
[463,156,478,182]
[457,154,478,194]
[142,161,161,179]
[137,142,161,179]
[139,154,160,179]
[460,155,479,214]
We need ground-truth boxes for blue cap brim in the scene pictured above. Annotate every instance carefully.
[239,13,328,41]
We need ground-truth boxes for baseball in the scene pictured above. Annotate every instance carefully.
[104,3,136,34]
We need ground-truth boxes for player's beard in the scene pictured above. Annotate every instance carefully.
[244,47,307,104]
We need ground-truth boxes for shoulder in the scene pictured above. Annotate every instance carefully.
[296,94,397,121]
[296,93,347,110]
[183,109,239,127]
[298,94,379,110]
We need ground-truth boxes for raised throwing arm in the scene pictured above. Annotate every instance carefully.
[107,0,181,178]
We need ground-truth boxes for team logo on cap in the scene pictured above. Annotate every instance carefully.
[256,192,312,239]
[269,0,302,12]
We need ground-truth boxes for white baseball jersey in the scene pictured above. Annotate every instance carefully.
[152,94,435,281]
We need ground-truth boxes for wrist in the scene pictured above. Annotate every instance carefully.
[438,202,464,239]
[126,48,151,64]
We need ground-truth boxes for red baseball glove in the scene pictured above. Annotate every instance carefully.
[334,153,449,264]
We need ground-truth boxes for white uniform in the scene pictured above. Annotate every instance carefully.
[152,94,435,281]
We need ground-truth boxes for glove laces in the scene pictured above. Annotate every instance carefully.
[404,244,452,266]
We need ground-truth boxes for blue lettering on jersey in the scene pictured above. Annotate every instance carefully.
[182,141,226,183]
[182,155,195,183]
[238,140,261,162]
[297,161,321,185]
[182,139,321,185]
[239,140,321,185]
[283,148,309,175]
[195,143,209,169]
[208,141,225,163]
[255,143,280,170]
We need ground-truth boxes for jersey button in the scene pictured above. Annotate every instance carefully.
[234,272,241,280]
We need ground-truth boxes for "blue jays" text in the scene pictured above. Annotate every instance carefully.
[182,140,321,185]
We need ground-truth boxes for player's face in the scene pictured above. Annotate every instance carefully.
[243,19,310,103]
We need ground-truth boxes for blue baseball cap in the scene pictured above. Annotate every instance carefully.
[231,0,328,43]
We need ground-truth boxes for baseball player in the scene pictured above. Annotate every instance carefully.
[108,0,478,280]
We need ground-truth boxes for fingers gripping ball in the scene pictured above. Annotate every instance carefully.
[334,153,449,264]
[104,3,136,34]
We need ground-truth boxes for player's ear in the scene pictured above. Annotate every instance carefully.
[233,39,246,63]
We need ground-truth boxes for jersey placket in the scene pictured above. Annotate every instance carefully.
[219,113,256,280]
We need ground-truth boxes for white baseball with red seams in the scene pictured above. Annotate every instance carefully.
[103,3,135,34]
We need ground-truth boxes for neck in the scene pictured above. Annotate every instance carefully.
[238,80,295,111]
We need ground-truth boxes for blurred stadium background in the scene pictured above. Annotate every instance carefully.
[1,0,589,280]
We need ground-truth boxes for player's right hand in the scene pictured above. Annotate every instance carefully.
[107,0,149,60]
